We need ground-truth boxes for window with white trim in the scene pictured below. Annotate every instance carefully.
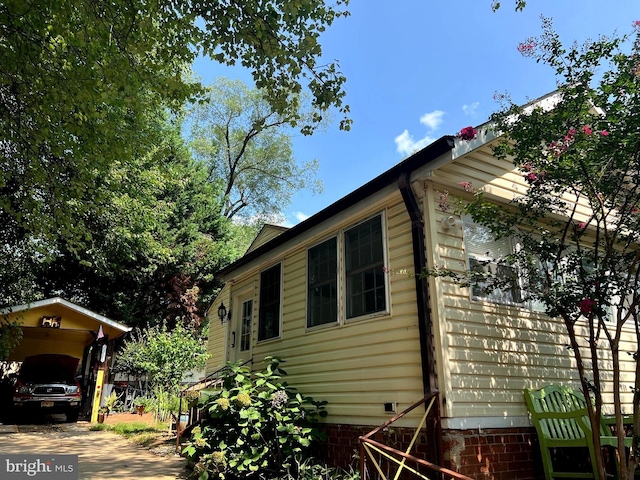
[345,215,386,318]
[307,237,338,328]
[240,299,252,351]
[305,213,388,328]
[464,217,523,304]
[258,263,281,341]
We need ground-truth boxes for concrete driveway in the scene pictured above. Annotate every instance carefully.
[0,421,189,479]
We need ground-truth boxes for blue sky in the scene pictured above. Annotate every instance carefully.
[193,1,639,226]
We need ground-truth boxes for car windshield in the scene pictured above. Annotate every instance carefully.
[19,355,79,385]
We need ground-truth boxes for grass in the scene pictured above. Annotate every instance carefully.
[88,420,173,450]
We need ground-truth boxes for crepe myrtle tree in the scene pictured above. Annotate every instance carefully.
[428,20,640,480]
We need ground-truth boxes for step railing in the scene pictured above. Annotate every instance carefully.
[359,392,473,480]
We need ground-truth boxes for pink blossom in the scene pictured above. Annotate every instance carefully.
[579,298,595,315]
[577,221,587,230]
[524,170,547,186]
[438,190,450,212]
[549,141,567,158]
[458,181,473,192]
[565,127,577,142]
[517,39,536,56]
[581,125,593,135]
[634,20,640,29]
[521,162,533,172]
[457,126,478,141]
[601,130,610,136]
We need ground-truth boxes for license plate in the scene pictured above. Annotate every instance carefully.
[41,401,54,408]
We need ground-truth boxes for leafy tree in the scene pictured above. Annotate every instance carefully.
[36,118,232,329]
[0,318,22,362]
[115,322,209,394]
[431,19,640,479]
[491,0,526,11]
[189,78,323,222]
[0,0,350,302]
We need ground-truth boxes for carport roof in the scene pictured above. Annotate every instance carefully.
[0,297,132,333]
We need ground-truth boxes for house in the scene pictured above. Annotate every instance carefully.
[0,297,131,422]
[204,103,636,479]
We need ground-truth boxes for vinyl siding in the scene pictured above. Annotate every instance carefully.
[207,192,426,428]
[247,225,289,253]
[205,287,230,375]
[427,145,638,422]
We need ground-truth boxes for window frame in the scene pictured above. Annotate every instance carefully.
[304,212,390,331]
[463,216,524,306]
[306,236,339,330]
[239,298,253,352]
[258,262,282,342]
[344,214,389,321]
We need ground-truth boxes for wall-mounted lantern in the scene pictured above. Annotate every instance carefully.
[217,302,232,325]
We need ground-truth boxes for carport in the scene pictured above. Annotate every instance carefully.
[0,297,131,422]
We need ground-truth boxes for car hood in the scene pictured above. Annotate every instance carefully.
[19,354,80,385]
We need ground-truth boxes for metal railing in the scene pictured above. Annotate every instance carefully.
[359,392,473,480]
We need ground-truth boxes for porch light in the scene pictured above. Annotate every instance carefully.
[217,302,231,325]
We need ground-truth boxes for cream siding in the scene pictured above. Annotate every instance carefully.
[426,145,638,424]
[205,287,230,374]
[246,225,289,253]
[207,192,427,428]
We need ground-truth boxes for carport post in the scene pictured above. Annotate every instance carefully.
[90,367,105,423]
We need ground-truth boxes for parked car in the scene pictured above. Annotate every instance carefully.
[12,354,82,422]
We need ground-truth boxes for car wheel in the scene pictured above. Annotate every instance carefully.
[65,410,80,423]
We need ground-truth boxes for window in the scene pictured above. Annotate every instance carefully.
[464,218,522,304]
[345,215,386,318]
[258,264,281,341]
[307,237,338,327]
[240,300,252,351]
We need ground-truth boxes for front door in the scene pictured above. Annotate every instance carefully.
[230,293,253,365]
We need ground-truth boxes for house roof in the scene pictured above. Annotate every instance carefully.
[245,224,290,254]
[217,135,456,279]
[0,297,132,333]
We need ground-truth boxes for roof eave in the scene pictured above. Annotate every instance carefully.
[217,135,456,279]
[0,297,132,333]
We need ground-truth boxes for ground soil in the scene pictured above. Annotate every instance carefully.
[0,419,189,479]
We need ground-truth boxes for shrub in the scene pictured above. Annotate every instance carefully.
[183,357,328,479]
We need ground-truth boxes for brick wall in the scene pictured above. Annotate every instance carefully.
[316,423,539,480]
[442,427,538,480]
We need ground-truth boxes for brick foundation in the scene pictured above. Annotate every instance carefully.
[442,427,538,480]
[316,423,539,479]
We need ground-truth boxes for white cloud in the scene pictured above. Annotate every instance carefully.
[294,211,310,223]
[419,110,445,130]
[394,130,436,156]
[462,102,480,116]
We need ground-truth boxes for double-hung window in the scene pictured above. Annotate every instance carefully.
[306,214,387,328]
[307,237,338,327]
[258,263,281,341]
[464,217,522,304]
[345,215,386,318]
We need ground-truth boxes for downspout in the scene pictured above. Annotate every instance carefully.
[398,172,437,395]
[398,172,443,469]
